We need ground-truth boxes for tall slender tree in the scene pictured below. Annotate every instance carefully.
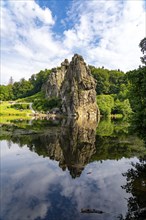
[139,37,146,65]
[8,76,14,85]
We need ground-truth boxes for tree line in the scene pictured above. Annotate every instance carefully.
[0,69,51,101]
[0,65,130,115]
[0,38,145,119]
[0,65,128,100]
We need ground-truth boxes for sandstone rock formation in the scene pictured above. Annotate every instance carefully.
[61,54,98,119]
[44,59,69,98]
[44,54,99,120]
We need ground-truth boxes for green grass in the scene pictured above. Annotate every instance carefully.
[17,91,45,102]
[17,91,61,112]
[0,101,32,116]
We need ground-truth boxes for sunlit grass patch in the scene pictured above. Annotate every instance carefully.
[0,101,32,116]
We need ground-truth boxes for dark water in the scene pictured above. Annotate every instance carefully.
[0,118,146,220]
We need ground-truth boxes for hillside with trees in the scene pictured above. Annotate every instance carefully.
[0,38,145,119]
[0,65,131,117]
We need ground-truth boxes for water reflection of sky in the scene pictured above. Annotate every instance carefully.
[0,140,139,220]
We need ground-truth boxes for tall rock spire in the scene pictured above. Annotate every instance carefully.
[44,59,69,98]
[60,54,99,120]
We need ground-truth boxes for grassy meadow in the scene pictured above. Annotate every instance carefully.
[0,101,32,123]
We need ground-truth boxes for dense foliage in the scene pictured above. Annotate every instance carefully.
[12,78,33,99]
[90,67,131,117]
[90,66,127,95]
[96,95,114,116]
[126,37,146,143]
[33,96,61,112]
[0,69,51,101]
[29,69,51,94]
[127,66,146,126]
[0,85,14,100]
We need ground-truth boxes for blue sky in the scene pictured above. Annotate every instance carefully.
[36,0,73,33]
[1,0,146,84]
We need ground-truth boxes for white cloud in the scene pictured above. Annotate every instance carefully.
[63,0,145,70]
[0,0,70,84]
[1,139,138,220]
[0,0,145,84]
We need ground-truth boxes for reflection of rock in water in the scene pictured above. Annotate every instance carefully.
[3,118,97,178]
[34,118,97,178]
[59,118,97,178]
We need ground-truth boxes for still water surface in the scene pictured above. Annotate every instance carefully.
[0,118,146,220]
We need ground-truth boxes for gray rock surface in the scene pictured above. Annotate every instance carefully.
[61,54,99,119]
[44,59,69,98]
[44,54,99,119]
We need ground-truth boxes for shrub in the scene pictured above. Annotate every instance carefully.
[11,103,29,110]
[33,98,61,112]
[96,95,114,116]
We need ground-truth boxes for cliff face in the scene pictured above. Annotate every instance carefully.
[45,54,99,119]
[44,59,69,98]
[60,54,98,119]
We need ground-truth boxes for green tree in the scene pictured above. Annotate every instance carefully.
[96,94,114,116]
[91,67,110,94]
[0,85,14,100]
[90,66,127,96]
[8,76,14,85]
[127,66,146,125]
[108,70,126,94]
[29,69,51,95]
[12,78,33,99]
[127,38,146,129]
[112,99,132,117]
[122,159,146,220]
[139,37,146,65]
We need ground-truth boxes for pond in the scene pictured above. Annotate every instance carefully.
[0,117,146,220]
